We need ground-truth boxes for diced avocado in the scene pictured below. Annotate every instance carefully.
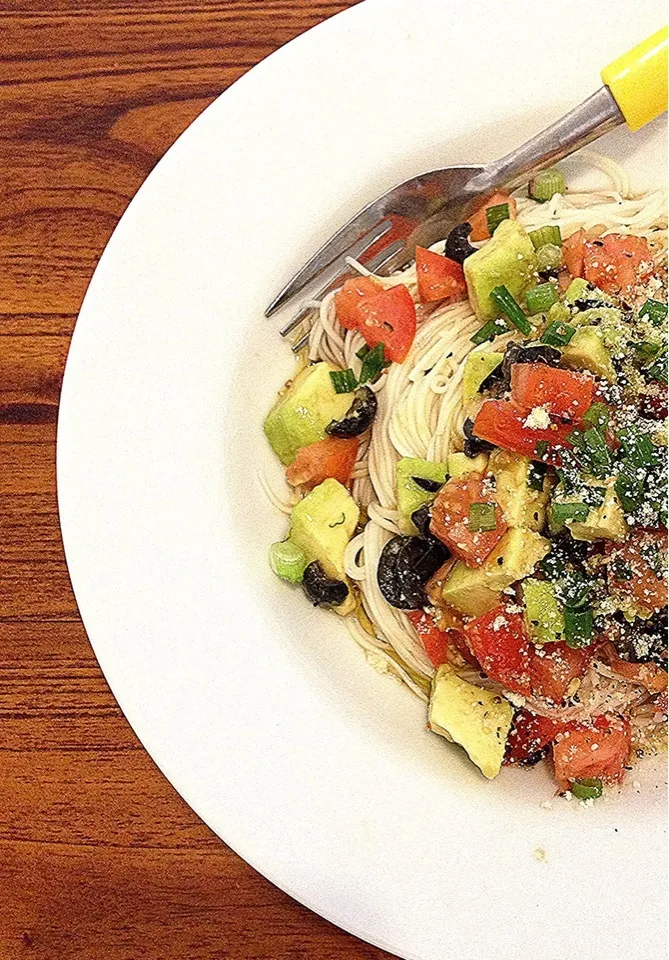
[441,561,502,617]
[569,485,628,542]
[463,347,504,403]
[562,326,616,381]
[264,362,354,464]
[428,663,514,779]
[563,278,608,305]
[546,301,571,326]
[441,528,550,616]
[464,220,538,322]
[396,457,449,534]
[447,451,489,478]
[489,449,549,531]
[289,479,359,615]
[523,578,565,644]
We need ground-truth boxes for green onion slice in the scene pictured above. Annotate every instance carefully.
[541,320,576,347]
[470,317,509,346]
[639,298,668,326]
[359,343,390,384]
[551,501,590,525]
[468,502,497,532]
[485,203,510,235]
[570,778,603,800]
[616,425,657,467]
[489,286,532,335]
[645,353,668,386]
[527,461,547,491]
[330,368,358,394]
[528,224,562,250]
[526,283,558,316]
[564,606,594,648]
[535,440,549,459]
[535,243,563,273]
[269,541,308,584]
[582,402,609,430]
[529,168,566,202]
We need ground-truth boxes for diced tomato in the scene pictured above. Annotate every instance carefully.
[607,528,668,613]
[599,641,668,695]
[472,400,573,463]
[504,709,568,765]
[562,228,585,279]
[464,606,532,696]
[510,364,595,422]
[285,436,359,489]
[552,714,632,787]
[334,276,382,330]
[583,233,655,295]
[415,247,467,303]
[430,473,508,567]
[407,609,467,668]
[528,642,592,705]
[469,192,517,242]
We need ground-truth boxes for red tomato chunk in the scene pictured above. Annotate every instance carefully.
[285,436,359,489]
[472,400,573,463]
[553,715,632,788]
[510,364,595,422]
[430,473,508,567]
[415,247,467,303]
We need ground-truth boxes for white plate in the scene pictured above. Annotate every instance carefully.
[57,2,667,958]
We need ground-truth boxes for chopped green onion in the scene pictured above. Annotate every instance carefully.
[645,352,668,386]
[485,202,510,235]
[356,344,370,360]
[535,243,563,273]
[550,501,590,525]
[528,225,562,249]
[556,571,591,609]
[568,426,612,477]
[564,606,593,648]
[615,464,645,513]
[616,426,656,468]
[330,368,358,394]
[535,440,549,459]
[639,298,668,326]
[541,319,576,347]
[269,541,308,584]
[489,285,532,335]
[570,777,603,800]
[468,502,497,532]
[582,402,609,430]
[527,461,547,492]
[526,283,558,315]
[359,343,390,384]
[529,167,566,202]
[631,340,662,360]
[470,317,509,346]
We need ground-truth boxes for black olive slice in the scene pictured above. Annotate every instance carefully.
[326,386,378,438]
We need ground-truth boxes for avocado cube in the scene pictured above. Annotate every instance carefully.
[396,457,449,533]
[264,362,354,465]
[482,528,551,588]
[523,578,565,644]
[489,449,549,531]
[569,485,628,542]
[562,326,616,382]
[462,347,504,404]
[440,562,502,617]
[464,220,538,322]
[428,663,514,779]
[289,478,359,586]
[447,451,489,479]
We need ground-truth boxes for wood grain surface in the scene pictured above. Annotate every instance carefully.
[0,3,394,957]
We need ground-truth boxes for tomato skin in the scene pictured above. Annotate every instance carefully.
[504,709,567,765]
[472,400,573,463]
[407,609,470,668]
[553,715,632,787]
[430,473,508,568]
[355,284,417,362]
[415,247,467,303]
[583,233,654,295]
[464,606,532,696]
[334,276,381,330]
[469,192,517,242]
[528,642,592,705]
[562,229,585,279]
[510,364,595,422]
[607,528,668,613]
[285,436,359,489]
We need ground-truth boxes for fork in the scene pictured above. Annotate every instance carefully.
[267,27,667,353]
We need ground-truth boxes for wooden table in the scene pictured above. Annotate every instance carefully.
[0,4,393,957]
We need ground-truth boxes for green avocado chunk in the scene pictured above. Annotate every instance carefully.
[523,578,565,644]
[428,663,514,779]
[462,347,504,403]
[396,458,449,533]
[264,362,354,465]
[464,220,538,322]
[561,327,616,381]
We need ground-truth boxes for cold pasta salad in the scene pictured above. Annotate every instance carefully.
[263,157,668,797]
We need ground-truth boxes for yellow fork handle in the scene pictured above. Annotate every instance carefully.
[601,26,668,131]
